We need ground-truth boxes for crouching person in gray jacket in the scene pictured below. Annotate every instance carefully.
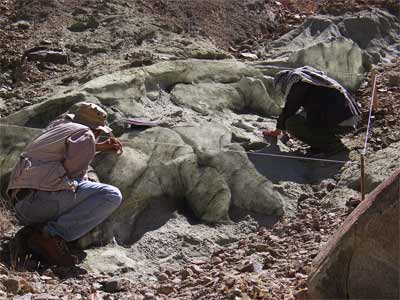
[7,102,123,266]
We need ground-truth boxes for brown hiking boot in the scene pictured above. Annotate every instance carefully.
[27,230,78,267]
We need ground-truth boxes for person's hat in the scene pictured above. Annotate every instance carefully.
[69,102,112,134]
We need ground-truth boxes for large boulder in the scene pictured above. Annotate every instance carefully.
[171,83,244,114]
[259,9,400,90]
[0,92,100,128]
[236,77,282,116]
[0,122,285,247]
[144,59,262,88]
[308,169,400,299]
[0,125,41,197]
[287,38,364,91]
[80,68,147,117]
[91,123,285,245]
[174,124,285,216]
[0,59,276,129]
[170,77,282,117]
[0,59,282,158]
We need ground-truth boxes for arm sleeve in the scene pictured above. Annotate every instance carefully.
[63,130,96,180]
[276,82,309,130]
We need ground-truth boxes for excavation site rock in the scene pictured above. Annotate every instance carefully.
[1,3,400,298]
[0,59,290,247]
[260,9,400,90]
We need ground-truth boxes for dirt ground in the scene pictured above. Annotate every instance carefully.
[0,0,399,299]
[0,0,398,116]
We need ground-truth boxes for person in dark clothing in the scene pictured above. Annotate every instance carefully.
[263,66,361,153]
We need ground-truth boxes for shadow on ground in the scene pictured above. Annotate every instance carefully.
[248,142,350,184]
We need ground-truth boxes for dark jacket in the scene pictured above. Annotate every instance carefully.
[277,81,360,130]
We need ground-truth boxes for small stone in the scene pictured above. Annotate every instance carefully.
[240,52,258,60]
[92,282,102,290]
[267,235,280,242]
[293,260,303,271]
[12,20,31,29]
[190,265,203,274]
[41,270,56,278]
[326,182,337,192]
[0,290,6,299]
[287,269,296,278]
[298,194,310,202]
[388,72,400,87]
[101,279,130,293]
[13,294,32,300]
[34,294,59,300]
[211,257,222,265]
[170,110,183,117]
[143,292,156,300]
[239,261,255,273]
[230,288,242,297]
[346,198,361,207]
[303,266,311,274]
[4,278,20,294]
[190,259,206,265]
[295,273,308,280]
[301,233,313,242]
[255,243,269,252]
[157,284,174,295]
[268,248,282,258]
[312,218,320,231]
[25,49,69,65]
[171,277,181,285]
[157,273,169,282]
[199,276,213,285]
[40,40,53,46]
[315,234,322,242]
[224,276,236,288]
[253,285,262,296]
[263,254,276,268]
[315,191,327,199]
[180,268,193,280]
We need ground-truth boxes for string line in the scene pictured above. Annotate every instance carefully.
[0,123,357,165]
[362,73,377,155]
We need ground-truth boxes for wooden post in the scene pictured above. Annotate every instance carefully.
[370,65,378,111]
[361,154,366,200]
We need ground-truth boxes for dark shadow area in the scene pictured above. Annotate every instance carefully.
[129,195,281,246]
[128,196,194,244]
[229,205,280,228]
[0,173,12,201]
[248,142,350,184]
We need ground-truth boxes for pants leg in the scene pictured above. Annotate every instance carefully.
[285,115,344,151]
[15,181,122,241]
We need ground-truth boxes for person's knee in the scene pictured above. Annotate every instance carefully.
[106,185,122,209]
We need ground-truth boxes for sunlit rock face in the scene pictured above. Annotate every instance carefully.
[260,9,400,91]
[0,59,289,247]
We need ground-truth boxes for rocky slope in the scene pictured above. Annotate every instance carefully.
[0,1,399,300]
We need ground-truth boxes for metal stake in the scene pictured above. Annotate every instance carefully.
[361,154,366,200]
